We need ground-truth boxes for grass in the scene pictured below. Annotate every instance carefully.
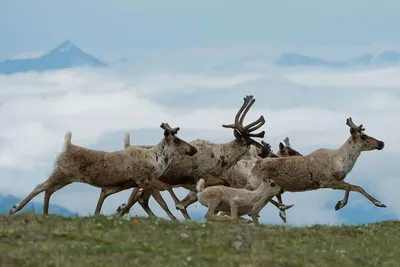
[0,214,399,267]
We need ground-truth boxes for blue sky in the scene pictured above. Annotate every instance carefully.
[0,1,400,226]
[1,0,400,59]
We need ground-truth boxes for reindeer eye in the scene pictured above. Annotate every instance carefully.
[360,135,367,140]
[270,182,276,187]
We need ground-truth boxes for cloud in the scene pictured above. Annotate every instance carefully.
[0,65,399,226]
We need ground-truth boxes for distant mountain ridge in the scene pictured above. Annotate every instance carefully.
[277,50,400,68]
[0,40,107,75]
[0,194,74,216]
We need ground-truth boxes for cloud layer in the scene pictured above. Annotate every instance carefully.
[1,64,399,226]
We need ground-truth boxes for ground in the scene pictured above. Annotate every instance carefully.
[0,214,399,267]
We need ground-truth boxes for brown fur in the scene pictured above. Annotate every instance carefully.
[248,117,386,212]
[9,124,198,220]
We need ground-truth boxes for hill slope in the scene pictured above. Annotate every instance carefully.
[0,214,399,266]
[0,194,73,216]
[0,40,107,75]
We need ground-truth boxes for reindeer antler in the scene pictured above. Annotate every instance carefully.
[222,95,265,139]
[260,141,272,154]
[346,117,365,134]
[160,122,180,136]
[283,137,291,147]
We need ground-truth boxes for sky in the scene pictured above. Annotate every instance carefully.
[1,0,400,61]
[0,1,400,226]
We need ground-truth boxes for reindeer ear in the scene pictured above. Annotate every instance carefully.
[279,142,284,150]
[164,130,170,137]
[349,128,357,136]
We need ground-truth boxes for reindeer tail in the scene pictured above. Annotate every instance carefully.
[63,131,72,151]
[196,179,205,193]
[124,132,131,149]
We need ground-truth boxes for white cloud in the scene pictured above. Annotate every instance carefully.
[0,65,399,226]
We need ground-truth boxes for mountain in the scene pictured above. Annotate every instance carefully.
[276,53,349,68]
[0,40,107,75]
[0,194,74,216]
[277,50,400,68]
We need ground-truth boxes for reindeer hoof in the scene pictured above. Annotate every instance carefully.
[9,204,19,215]
[335,201,345,211]
[374,201,387,208]
[279,210,287,223]
[115,203,128,216]
[281,204,294,211]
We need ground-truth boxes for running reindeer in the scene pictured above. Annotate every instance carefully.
[115,95,268,219]
[197,177,286,225]
[247,117,386,213]
[9,123,198,220]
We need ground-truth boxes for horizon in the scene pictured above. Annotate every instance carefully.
[1,1,399,227]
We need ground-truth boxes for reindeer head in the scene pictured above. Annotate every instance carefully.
[252,140,277,158]
[346,117,384,151]
[160,123,198,156]
[277,137,303,157]
[222,95,265,147]
[263,179,284,195]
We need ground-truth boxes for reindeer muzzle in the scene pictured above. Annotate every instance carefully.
[377,141,385,150]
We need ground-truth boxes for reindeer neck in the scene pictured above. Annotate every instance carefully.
[334,135,362,174]
[148,139,175,171]
[252,182,272,202]
[217,140,249,168]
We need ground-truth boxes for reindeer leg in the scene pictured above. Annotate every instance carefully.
[328,181,386,210]
[137,189,156,217]
[204,199,231,222]
[176,191,199,220]
[115,187,140,216]
[150,189,177,220]
[149,180,184,209]
[276,195,291,223]
[148,180,191,220]
[43,183,71,215]
[230,202,239,223]
[95,187,127,215]
[9,169,66,215]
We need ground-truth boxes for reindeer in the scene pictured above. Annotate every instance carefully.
[196,177,285,225]
[9,123,198,220]
[115,95,267,219]
[247,117,386,213]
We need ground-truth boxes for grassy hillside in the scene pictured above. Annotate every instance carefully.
[0,214,399,267]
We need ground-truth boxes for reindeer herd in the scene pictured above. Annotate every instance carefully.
[8,95,387,225]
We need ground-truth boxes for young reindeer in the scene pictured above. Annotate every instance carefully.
[247,117,386,212]
[196,177,285,225]
[9,123,198,220]
[115,95,267,219]
[216,137,302,223]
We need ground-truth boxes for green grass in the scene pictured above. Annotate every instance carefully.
[0,214,399,267]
